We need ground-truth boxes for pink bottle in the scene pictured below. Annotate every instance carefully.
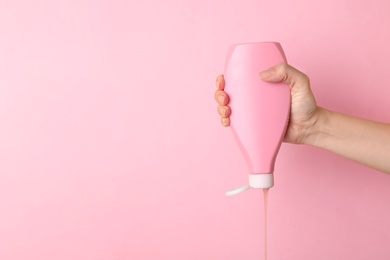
[224,42,290,194]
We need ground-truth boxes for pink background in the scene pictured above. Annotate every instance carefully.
[1,0,390,259]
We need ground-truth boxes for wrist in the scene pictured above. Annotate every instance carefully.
[300,107,330,146]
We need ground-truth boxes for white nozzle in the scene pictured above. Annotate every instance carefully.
[226,174,274,196]
[249,174,274,189]
[225,185,250,196]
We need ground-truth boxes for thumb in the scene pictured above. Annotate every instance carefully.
[259,63,308,88]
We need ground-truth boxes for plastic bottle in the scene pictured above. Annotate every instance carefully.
[224,42,290,195]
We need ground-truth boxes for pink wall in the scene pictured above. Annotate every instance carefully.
[1,0,390,259]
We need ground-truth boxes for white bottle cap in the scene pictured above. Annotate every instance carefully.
[225,173,274,196]
[248,173,274,189]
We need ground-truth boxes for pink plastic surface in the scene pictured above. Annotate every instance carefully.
[224,42,291,175]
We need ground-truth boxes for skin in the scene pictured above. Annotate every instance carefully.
[215,63,390,174]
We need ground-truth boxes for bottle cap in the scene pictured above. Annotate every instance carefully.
[225,173,274,196]
[249,173,274,189]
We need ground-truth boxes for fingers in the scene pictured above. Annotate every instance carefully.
[217,104,231,118]
[215,74,225,90]
[259,63,309,88]
[215,74,229,105]
[217,104,231,127]
[214,90,229,105]
[221,117,230,127]
[215,74,230,127]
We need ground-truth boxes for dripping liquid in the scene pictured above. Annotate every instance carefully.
[263,188,269,260]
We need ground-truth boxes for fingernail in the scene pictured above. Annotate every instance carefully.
[259,69,273,79]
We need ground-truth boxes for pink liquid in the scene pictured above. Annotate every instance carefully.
[263,188,269,260]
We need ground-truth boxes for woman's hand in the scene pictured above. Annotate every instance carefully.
[214,64,319,144]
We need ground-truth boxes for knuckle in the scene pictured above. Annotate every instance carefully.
[280,63,289,71]
[217,105,230,117]
[215,90,228,105]
[277,63,289,82]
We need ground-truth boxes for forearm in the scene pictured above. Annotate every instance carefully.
[304,107,390,174]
